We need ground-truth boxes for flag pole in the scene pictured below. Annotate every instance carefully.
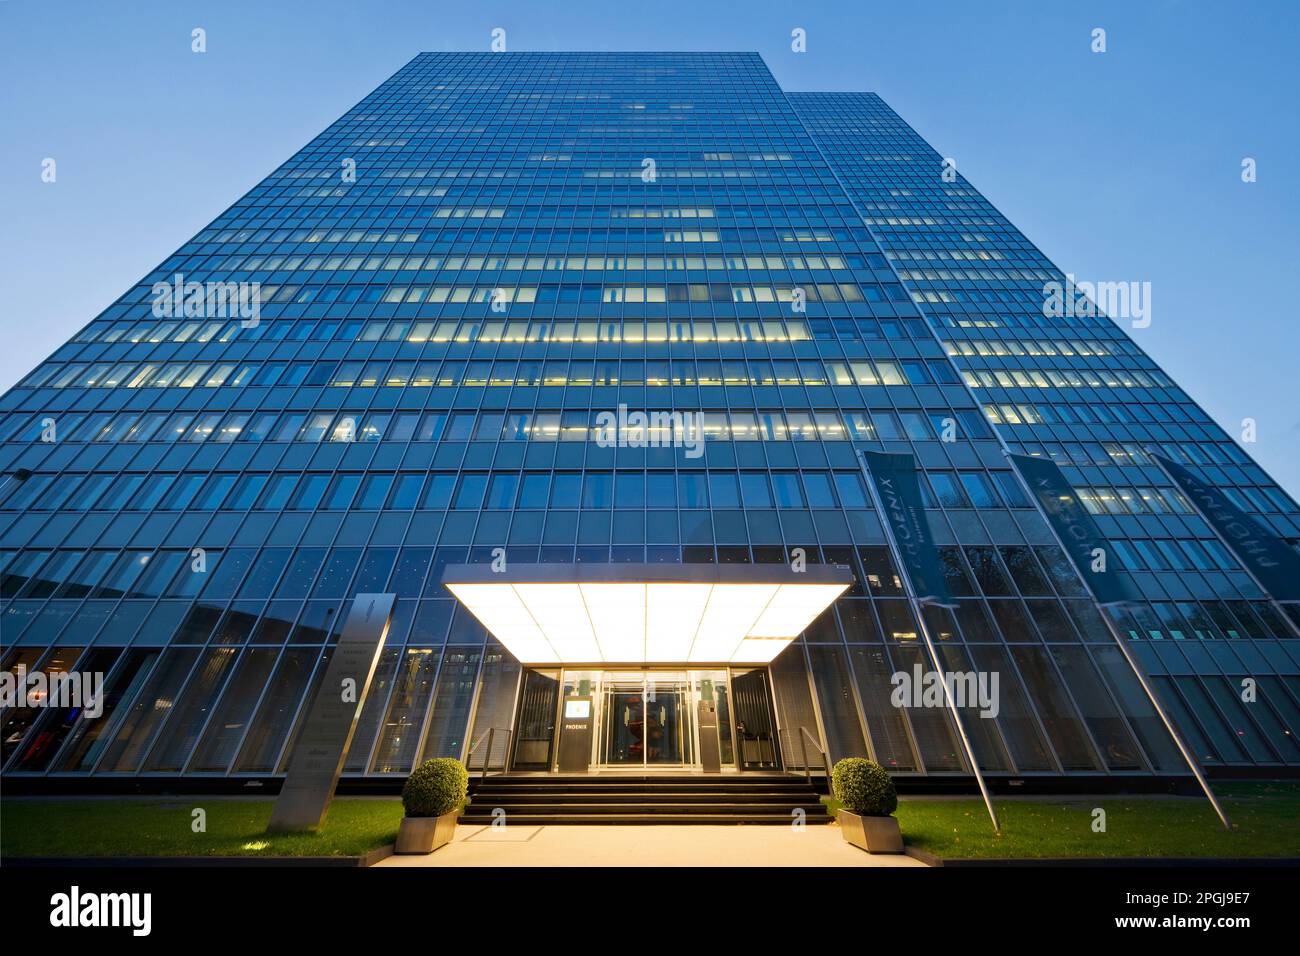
[1003,451,1232,831]
[858,451,1001,834]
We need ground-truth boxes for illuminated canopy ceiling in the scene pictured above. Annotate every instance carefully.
[444,563,852,665]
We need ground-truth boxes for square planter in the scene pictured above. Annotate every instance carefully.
[395,810,459,855]
[837,809,903,854]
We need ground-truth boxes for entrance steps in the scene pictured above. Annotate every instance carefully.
[462,773,831,825]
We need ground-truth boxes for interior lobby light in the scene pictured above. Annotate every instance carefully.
[444,563,851,665]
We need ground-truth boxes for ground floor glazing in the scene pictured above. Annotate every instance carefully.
[4,627,1300,779]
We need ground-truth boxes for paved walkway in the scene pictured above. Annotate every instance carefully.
[374,824,927,867]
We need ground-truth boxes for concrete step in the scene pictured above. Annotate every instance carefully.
[466,800,827,812]
[459,812,829,826]
[464,772,830,825]
[470,790,822,803]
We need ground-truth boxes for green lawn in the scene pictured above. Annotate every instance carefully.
[828,782,1300,859]
[1,797,404,858]
[6,783,1299,860]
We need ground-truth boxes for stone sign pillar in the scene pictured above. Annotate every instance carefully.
[267,592,395,832]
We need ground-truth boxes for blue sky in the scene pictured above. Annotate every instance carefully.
[1,1,1296,494]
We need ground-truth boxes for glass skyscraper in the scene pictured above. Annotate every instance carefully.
[2,52,1297,786]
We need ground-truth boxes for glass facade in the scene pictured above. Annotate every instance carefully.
[1,54,1297,783]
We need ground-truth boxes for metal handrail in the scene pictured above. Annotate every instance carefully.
[466,727,513,779]
[795,726,833,789]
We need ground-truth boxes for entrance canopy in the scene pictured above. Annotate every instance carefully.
[444,563,851,665]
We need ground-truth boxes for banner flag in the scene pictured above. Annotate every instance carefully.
[862,451,955,607]
[1007,453,1143,606]
[1154,454,1300,602]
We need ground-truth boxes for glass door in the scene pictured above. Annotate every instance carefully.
[552,669,755,770]
[601,675,650,765]
[645,674,689,765]
[598,672,693,767]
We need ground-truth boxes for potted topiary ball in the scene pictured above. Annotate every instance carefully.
[396,757,469,854]
[831,758,903,853]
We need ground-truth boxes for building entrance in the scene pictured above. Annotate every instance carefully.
[600,673,691,766]
[509,667,780,772]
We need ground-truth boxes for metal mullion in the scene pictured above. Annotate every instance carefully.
[1251,678,1300,763]
[834,643,882,766]
[449,647,489,766]
[933,636,1019,776]
[266,643,334,776]
[83,647,168,776]
[797,641,831,770]
[137,644,241,776]
[876,640,942,777]
[1014,638,1112,775]
[1178,673,1261,766]
[458,650,493,766]
[551,668,568,772]
[126,646,209,778]
[170,645,247,777]
[1031,566,1163,773]
[366,645,434,776]
[38,646,134,777]
[1153,674,1237,767]
[348,647,404,777]
[408,643,456,767]
[686,671,702,770]
[1201,673,1285,765]
[500,662,526,771]
[855,599,929,775]
[725,667,741,770]
[979,639,1066,775]
[206,645,287,778]
[1072,641,1163,774]
[943,595,1061,775]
